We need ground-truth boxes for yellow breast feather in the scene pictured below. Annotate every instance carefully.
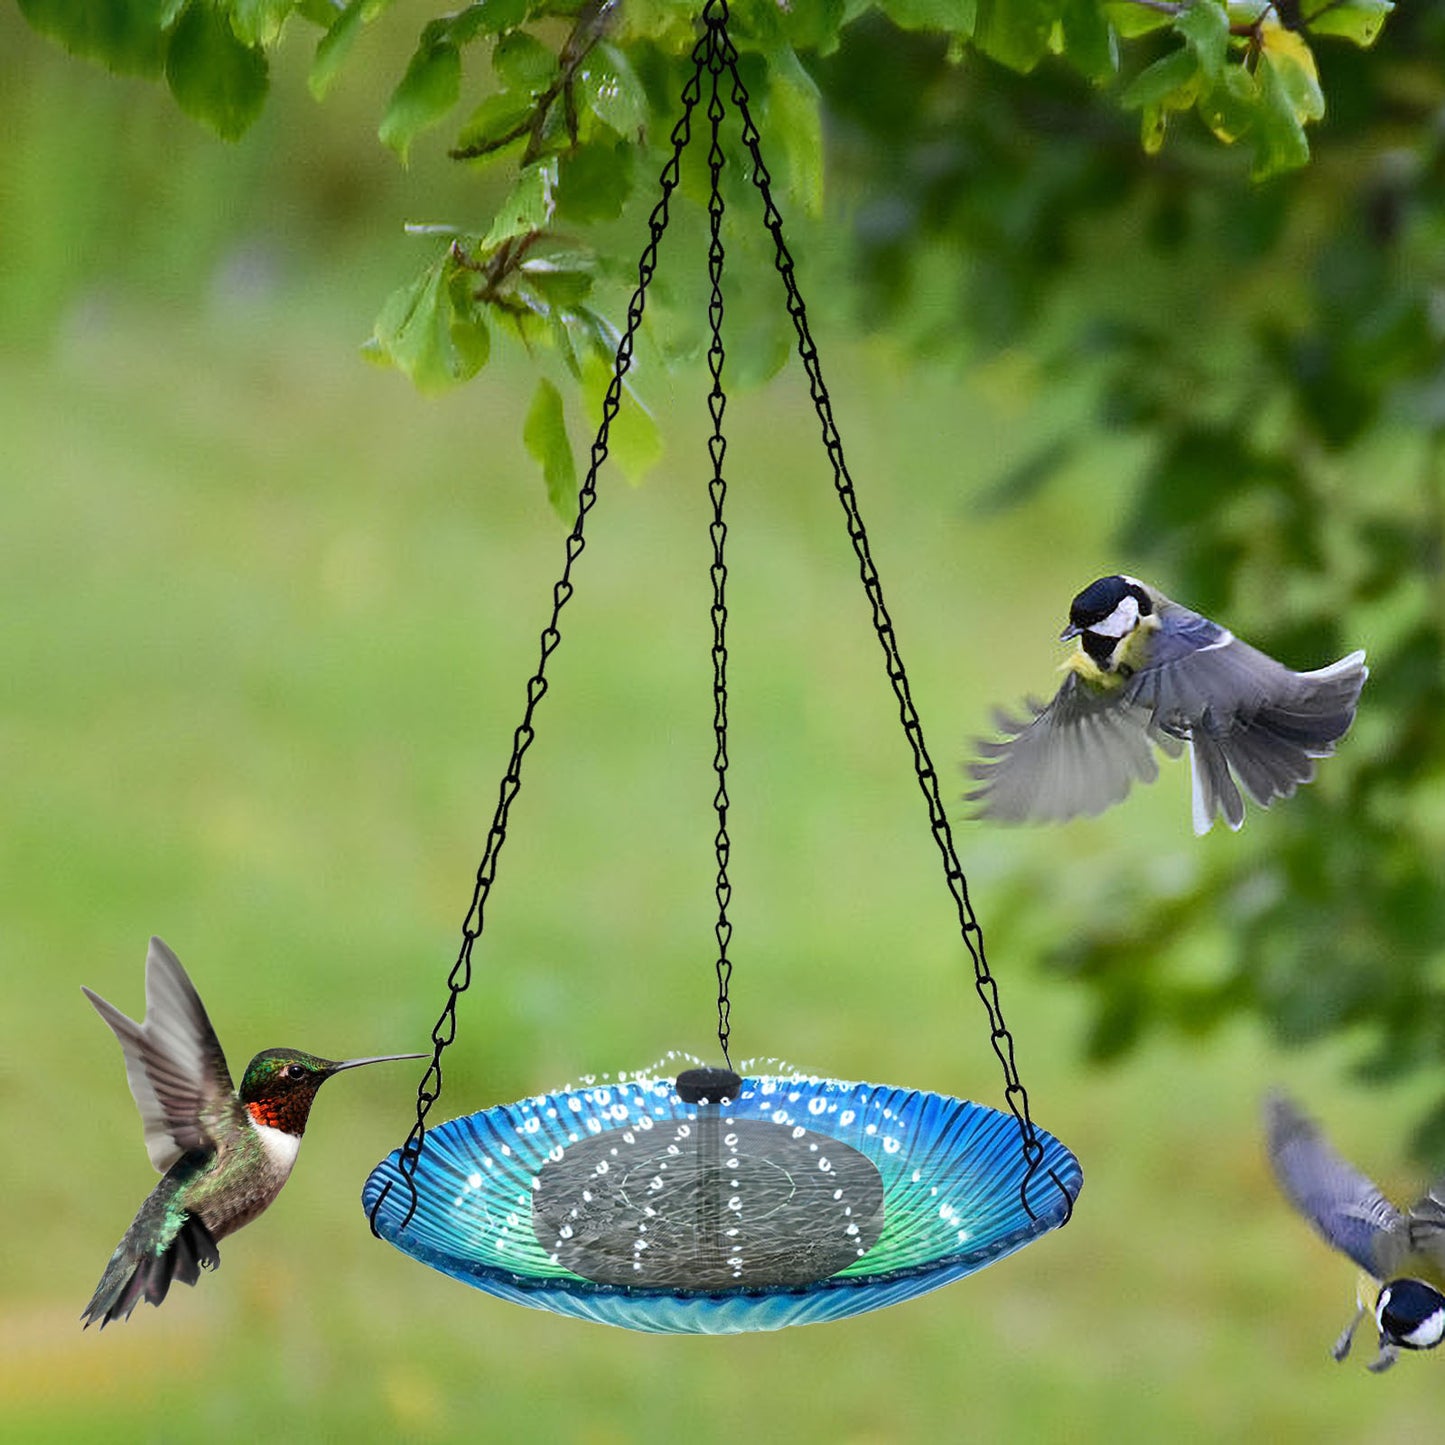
[1115,612,1162,674]
[1062,651,1125,692]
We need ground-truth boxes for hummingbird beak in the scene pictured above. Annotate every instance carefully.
[1059,623,1082,642]
[327,1052,427,1075]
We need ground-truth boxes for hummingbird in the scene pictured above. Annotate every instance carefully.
[81,937,422,1328]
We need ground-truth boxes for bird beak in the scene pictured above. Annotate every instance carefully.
[327,1052,427,1074]
[1059,623,1081,641]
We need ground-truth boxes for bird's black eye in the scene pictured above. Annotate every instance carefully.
[285,1064,306,1080]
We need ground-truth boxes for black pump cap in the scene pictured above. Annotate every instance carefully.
[675,1066,742,1104]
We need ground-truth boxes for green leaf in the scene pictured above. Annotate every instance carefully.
[973,0,1059,72]
[1198,61,1258,145]
[447,0,529,43]
[307,0,397,97]
[583,357,661,484]
[379,39,461,163]
[453,92,536,159]
[1059,0,1118,82]
[763,46,824,217]
[481,161,557,250]
[17,0,180,75]
[1138,101,1168,154]
[1173,0,1228,82]
[492,31,557,95]
[1300,0,1392,47]
[519,253,596,311]
[881,0,976,32]
[747,0,848,53]
[1250,37,1312,177]
[1121,47,1199,111]
[576,42,648,138]
[369,251,489,391]
[445,266,492,375]
[523,378,578,520]
[611,0,694,43]
[557,304,620,379]
[1103,0,1172,38]
[165,0,269,140]
[556,143,635,225]
[1261,25,1324,124]
[229,0,294,47]
[309,0,364,99]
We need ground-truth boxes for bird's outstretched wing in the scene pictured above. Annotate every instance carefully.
[966,671,1173,823]
[1402,1178,1445,1282]
[1264,1091,1402,1278]
[83,938,240,1173]
[1129,600,1368,832]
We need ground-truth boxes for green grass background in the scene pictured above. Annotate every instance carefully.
[3,9,1441,1440]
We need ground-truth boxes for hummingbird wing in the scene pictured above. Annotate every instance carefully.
[1127,599,1368,834]
[966,671,1165,823]
[1264,1091,1403,1278]
[83,938,240,1173]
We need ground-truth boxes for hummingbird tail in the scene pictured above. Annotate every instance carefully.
[81,1213,220,1328]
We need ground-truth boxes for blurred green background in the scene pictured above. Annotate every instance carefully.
[5,4,1444,1440]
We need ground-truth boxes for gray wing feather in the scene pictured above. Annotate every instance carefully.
[1264,1091,1402,1277]
[1404,1181,1445,1277]
[1131,600,1366,832]
[967,673,1159,823]
[83,938,237,1173]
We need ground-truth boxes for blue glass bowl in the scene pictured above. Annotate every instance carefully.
[363,1068,1081,1334]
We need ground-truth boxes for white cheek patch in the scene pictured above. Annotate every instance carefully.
[1403,1308,1445,1349]
[1091,596,1140,639]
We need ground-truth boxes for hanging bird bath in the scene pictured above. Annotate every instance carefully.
[364,0,1080,1331]
[365,1066,1079,1333]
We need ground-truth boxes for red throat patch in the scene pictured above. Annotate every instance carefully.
[247,1097,307,1136]
[247,1099,284,1131]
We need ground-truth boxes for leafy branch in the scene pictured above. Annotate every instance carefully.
[16,0,1399,507]
[449,0,618,163]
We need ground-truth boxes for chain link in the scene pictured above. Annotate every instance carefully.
[713,8,1073,1223]
[703,19,735,1069]
[369,31,713,1237]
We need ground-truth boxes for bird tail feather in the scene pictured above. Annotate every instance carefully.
[1192,650,1367,830]
[1190,731,1244,835]
[81,1213,219,1328]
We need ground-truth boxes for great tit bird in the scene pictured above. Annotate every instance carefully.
[1265,1091,1445,1373]
[966,575,1367,834]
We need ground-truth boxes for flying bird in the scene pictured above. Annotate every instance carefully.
[1265,1090,1445,1372]
[966,575,1366,833]
[82,937,421,1327]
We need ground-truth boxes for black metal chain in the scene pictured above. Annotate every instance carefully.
[369,31,713,1236]
[712,5,1074,1223]
[703,20,735,1070]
